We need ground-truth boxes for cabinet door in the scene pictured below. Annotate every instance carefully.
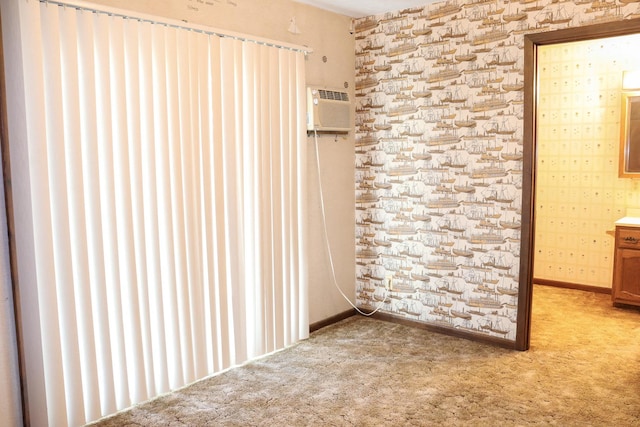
[614,248,640,305]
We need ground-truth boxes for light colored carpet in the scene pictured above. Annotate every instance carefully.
[91,285,640,426]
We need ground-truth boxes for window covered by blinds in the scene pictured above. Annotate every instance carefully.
[2,1,309,424]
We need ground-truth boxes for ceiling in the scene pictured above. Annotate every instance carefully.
[293,0,432,18]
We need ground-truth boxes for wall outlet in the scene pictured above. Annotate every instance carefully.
[385,273,393,290]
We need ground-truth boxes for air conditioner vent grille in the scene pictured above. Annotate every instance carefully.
[307,86,351,133]
[318,89,349,102]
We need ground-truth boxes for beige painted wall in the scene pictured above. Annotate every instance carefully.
[535,35,640,289]
[87,0,358,324]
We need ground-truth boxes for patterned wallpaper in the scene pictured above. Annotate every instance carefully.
[535,36,640,288]
[353,0,640,341]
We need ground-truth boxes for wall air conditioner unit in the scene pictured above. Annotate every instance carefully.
[306,86,351,133]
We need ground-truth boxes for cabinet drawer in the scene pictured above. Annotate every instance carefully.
[617,227,640,249]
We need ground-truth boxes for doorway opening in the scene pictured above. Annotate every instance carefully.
[533,34,640,291]
[516,18,640,351]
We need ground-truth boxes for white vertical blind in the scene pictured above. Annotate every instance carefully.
[2,0,309,425]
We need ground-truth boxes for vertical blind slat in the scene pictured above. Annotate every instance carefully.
[110,14,148,405]
[123,17,153,402]
[63,8,102,422]
[40,5,74,425]
[151,24,180,391]
[187,31,207,380]
[222,38,246,365]
[280,50,294,346]
[269,48,286,351]
[201,37,217,374]
[258,47,275,354]
[173,28,193,385]
[160,25,185,389]
[216,38,235,370]
[295,51,309,341]
[77,9,118,416]
[137,19,169,396]
[241,42,258,359]
[62,5,117,423]
[95,12,131,411]
[206,35,226,372]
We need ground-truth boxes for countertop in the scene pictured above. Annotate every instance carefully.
[615,217,640,228]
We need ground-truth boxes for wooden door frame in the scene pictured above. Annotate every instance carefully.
[516,18,640,351]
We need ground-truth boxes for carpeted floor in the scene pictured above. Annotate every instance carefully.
[90,285,640,426]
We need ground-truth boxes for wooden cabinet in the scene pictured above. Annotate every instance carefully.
[612,226,640,307]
